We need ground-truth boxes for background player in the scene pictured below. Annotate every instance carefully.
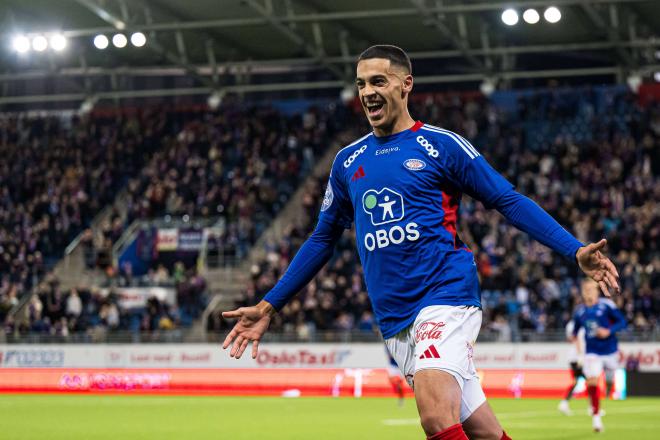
[222,45,620,440]
[558,319,585,415]
[572,279,627,432]
[386,349,406,406]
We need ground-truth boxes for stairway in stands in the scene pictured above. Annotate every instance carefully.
[188,129,359,341]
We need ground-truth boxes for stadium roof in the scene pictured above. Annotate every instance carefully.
[1,0,660,108]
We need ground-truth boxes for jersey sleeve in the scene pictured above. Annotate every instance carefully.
[262,219,344,310]
[572,312,583,336]
[435,133,583,260]
[604,300,627,333]
[317,156,353,229]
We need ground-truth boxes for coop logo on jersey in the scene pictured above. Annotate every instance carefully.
[416,135,439,158]
[361,187,420,251]
[321,181,334,212]
[362,188,405,226]
[403,158,426,171]
[343,144,368,168]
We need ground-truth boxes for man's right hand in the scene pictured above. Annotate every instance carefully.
[595,327,611,339]
[222,300,275,359]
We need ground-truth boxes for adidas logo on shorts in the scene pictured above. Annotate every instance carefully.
[419,344,441,359]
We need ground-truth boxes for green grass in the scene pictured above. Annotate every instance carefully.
[0,395,658,439]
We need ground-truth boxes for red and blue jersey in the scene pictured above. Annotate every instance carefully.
[265,121,583,339]
[573,299,626,356]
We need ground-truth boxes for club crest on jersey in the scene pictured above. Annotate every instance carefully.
[362,188,405,226]
[321,182,334,212]
[403,158,426,171]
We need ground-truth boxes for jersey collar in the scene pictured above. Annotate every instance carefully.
[371,120,424,144]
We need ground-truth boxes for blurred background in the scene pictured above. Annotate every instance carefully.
[0,0,658,438]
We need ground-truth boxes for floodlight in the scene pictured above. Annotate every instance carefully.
[12,35,30,53]
[523,9,540,24]
[94,34,109,49]
[32,35,48,52]
[50,34,67,51]
[112,33,127,48]
[130,32,146,47]
[544,7,562,23]
[501,9,519,26]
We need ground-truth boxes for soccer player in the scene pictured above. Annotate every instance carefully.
[222,45,620,440]
[572,279,626,432]
[558,319,585,415]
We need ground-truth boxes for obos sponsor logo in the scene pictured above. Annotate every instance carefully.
[361,187,420,251]
[403,158,426,171]
[416,135,439,158]
[415,321,446,343]
[321,182,334,211]
[343,144,367,168]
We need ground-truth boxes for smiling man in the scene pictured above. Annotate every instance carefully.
[222,45,620,440]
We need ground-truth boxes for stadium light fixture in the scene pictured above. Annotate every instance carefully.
[654,72,660,83]
[523,9,540,24]
[12,35,30,53]
[32,35,48,52]
[94,34,109,49]
[544,7,562,23]
[130,32,146,47]
[50,34,67,52]
[112,33,127,48]
[501,9,519,26]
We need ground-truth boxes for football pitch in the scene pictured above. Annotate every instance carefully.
[1,395,659,439]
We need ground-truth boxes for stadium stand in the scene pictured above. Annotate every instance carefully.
[0,103,357,338]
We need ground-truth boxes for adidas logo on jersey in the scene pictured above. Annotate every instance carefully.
[351,165,366,182]
[419,345,441,359]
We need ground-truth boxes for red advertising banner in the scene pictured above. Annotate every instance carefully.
[0,368,576,398]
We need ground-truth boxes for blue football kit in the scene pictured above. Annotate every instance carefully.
[572,298,627,356]
[264,121,584,338]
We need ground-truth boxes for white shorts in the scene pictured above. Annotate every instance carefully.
[385,305,486,422]
[583,353,619,378]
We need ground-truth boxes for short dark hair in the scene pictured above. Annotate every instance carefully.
[357,45,412,74]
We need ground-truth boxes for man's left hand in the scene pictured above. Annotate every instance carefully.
[576,239,620,297]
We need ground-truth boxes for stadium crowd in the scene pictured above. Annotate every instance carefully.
[0,102,351,333]
[224,87,659,341]
[3,263,207,339]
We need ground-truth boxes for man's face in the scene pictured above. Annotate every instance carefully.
[581,280,600,306]
[355,58,411,130]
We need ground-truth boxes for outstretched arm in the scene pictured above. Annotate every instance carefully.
[436,133,620,296]
[222,219,344,359]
